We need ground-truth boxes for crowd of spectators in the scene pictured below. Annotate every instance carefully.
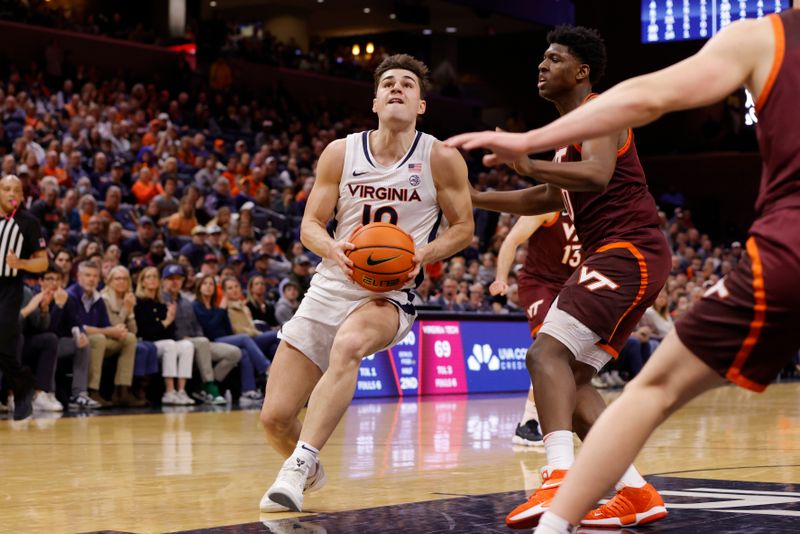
[2,1,164,45]
[3,1,385,82]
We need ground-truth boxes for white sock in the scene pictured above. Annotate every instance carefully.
[294,440,320,477]
[522,396,539,424]
[543,431,574,470]
[615,464,647,490]
[534,511,575,534]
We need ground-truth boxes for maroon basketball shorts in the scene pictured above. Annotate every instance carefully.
[549,230,671,360]
[676,210,800,392]
[517,279,562,337]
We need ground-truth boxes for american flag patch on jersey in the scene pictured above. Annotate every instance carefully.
[408,162,422,173]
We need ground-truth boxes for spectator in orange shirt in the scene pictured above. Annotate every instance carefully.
[78,194,98,232]
[167,196,198,237]
[42,149,68,186]
[141,120,159,147]
[131,167,163,205]
[221,156,241,196]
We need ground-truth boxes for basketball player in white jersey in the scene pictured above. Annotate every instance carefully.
[259,54,474,513]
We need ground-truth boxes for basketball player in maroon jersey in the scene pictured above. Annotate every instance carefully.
[448,5,800,532]
[450,26,672,528]
[491,212,581,447]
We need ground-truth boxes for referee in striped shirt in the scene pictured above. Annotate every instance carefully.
[0,175,48,421]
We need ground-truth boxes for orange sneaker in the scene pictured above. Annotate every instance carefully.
[581,482,667,527]
[505,466,568,529]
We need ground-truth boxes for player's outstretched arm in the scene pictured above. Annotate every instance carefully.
[490,214,551,296]
[415,143,475,269]
[299,139,355,277]
[472,182,563,216]
[446,18,765,158]
[515,132,618,192]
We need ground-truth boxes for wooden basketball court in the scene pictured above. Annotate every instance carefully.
[2,383,799,533]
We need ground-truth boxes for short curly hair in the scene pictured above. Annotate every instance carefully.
[374,54,430,97]
[547,25,607,85]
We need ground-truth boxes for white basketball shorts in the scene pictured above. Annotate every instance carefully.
[278,272,416,372]
[538,297,613,372]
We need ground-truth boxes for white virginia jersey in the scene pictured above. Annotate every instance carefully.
[315,130,442,288]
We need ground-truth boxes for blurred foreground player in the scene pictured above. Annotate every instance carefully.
[0,175,48,421]
[490,211,581,446]
[259,54,474,512]
[449,26,670,528]
[448,5,800,532]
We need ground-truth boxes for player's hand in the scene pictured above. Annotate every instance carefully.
[445,130,532,168]
[493,127,531,175]
[53,287,68,307]
[489,280,508,296]
[407,246,427,281]
[6,251,23,269]
[329,227,359,279]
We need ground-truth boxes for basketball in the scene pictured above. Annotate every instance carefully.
[346,222,416,292]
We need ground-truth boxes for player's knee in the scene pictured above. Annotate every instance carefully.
[526,342,554,375]
[330,332,368,369]
[260,407,293,436]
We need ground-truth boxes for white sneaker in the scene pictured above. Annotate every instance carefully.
[47,392,64,411]
[240,390,264,407]
[176,390,196,405]
[608,370,628,387]
[264,456,327,512]
[162,391,181,405]
[33,392,63,412]
[69,392,101,409]
[260,462,326,512]
[591,374,610,389]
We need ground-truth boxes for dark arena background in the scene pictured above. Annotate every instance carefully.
[1,1,798,533]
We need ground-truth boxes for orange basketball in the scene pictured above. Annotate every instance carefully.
[346,222,416,292]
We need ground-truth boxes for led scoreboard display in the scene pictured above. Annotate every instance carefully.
[642,0,789,43]
[353,317,533,399]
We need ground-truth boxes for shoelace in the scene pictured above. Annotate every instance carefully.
[594,493,633,517]
[280,458,309,490]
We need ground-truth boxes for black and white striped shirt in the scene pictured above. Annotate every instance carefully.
[0,209,45,278]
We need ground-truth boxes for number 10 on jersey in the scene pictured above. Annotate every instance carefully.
[362,204,399,225]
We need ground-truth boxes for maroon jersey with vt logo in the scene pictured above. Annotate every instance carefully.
[676,10,800,392]
[556,95,662,254]
[753,9,800,220]
[519,211,581,289]
[549,96,671,355]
